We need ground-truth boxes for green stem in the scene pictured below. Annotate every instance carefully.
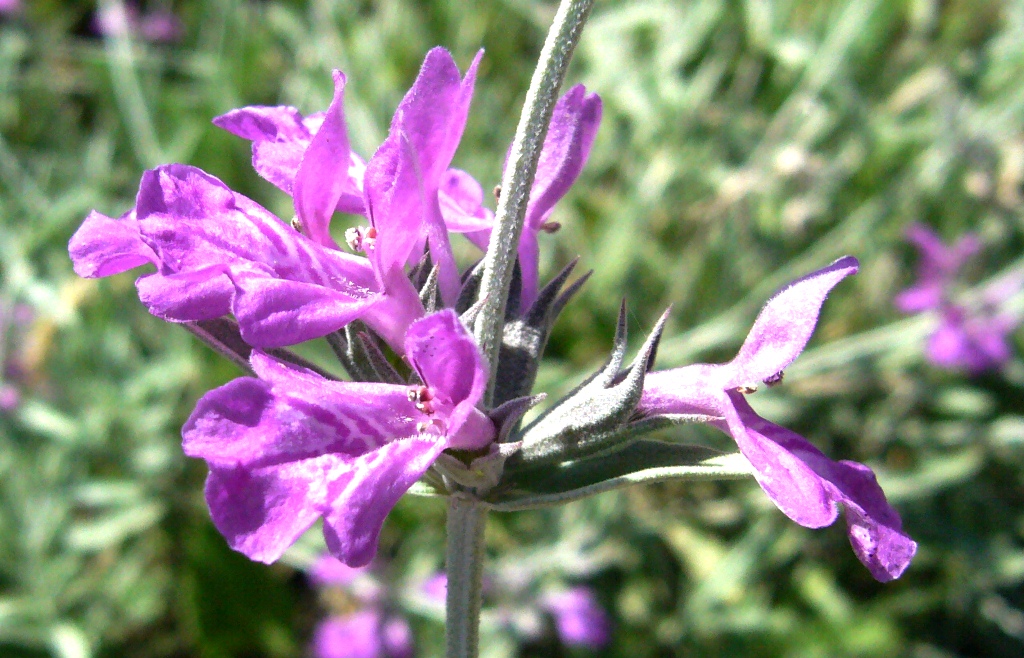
[445,494,488,658]
[473,0,595,404]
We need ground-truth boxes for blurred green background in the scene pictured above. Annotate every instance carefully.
[2,0,1024,656]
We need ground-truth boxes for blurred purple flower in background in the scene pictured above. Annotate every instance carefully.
[419,571,611,650]
[896,223,1020,373]
[0,0,20,17]
[0,300,33,414]
[540,587,611,649]
[310,555,413,658]
[94,1,183,43]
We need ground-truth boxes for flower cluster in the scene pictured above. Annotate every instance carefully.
[896,223,1020,373]
[69,47,914,582]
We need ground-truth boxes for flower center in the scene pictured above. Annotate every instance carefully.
[407,385,436,414]
[345,226,378,253]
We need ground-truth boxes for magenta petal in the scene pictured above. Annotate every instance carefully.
[293,70,359,248]
[232,275,380,348]
[313,612,412,658]
[358,268,425,352]
[182,372,418,468]
[726,256,859,387]
[405,310,487,409]
[203,457,338,564]
[527,85,602,229]
[69,210,157,278]
[252,140,307,193]
[214,106,312,194]
[438,169,494,233]
[364,134,426,274]
[391,48,480,181]
[720,392,837,528]
[894,283,942,313]
[136,268,234,321]
[213,105,309,142]
[323,436,446,567]
[730,394,916,581]
[638,365,732,417]
[309,555,367,587]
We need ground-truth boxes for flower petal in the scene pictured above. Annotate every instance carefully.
[438,169,494,233]
[726,256,859,387]
[68,210,157,278]
[718,391,837,528]
[730,393,916,581]
[293,70,362,248]
[135,268,234,321]
[322,436,446,567]
[203,457,341,564]
[213,105,311,194]
[183,359,420,468]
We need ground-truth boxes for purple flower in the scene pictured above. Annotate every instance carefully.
[0,0,20,16]
[894,223,979,313]
[895,224,1019,373]
[541,587,611,649]
[215,48,494,303]
[68,164,423,351]
[312,611,413,658]
[94,2,183,44]
[927,304,1016,374]
[639,257,917,581]
[182,309,495,566]
[467,85,602,311]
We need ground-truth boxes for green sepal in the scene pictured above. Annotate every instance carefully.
[486,440,753,511]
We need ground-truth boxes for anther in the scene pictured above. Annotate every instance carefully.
[345,226,378,253]
[763,371,785,387]
[289,216,303,231]
[540,221,562,234]
[493,185,502,201]
[736,384,758,395]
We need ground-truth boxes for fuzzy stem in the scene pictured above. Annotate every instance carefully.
[445,494,488,658]
[473,0,595,404]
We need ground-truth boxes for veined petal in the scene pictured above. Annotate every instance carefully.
[732,394,917,581]
[726,256,858,388]
[136,267,234,321]
[182,363,419,468]
[405,310,493,447]
[204,456,343,564]
[69,210,157,278]
[232,275,381,348]
[323,436,447,567]
[391,48,480,182]
[293,70,360,248]
[133,164,380,345]
[722,391,838,528]
[405,310,487,409]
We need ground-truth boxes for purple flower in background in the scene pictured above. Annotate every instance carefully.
[640,257,917,581]
[182,309,495,566]
[541,587,611,649]
[0,300,33,414]
[310,556,413,658]
[313,611,413,658]
[0,0,21,16]
[94,1,183,43]
[896,223,1020,373]
[894,224,979,313]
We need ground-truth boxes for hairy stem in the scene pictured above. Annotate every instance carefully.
[473,0,595,404]
[445,494,488,658]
